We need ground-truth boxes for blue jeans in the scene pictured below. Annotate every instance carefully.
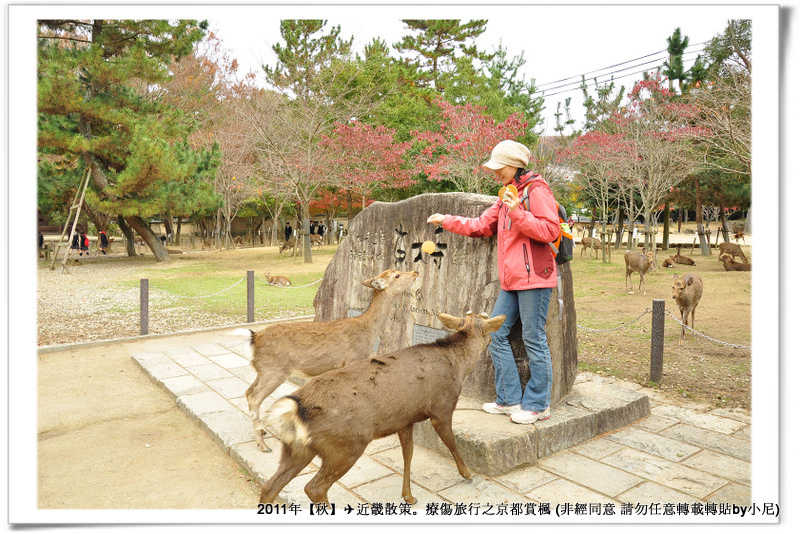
[489,287,553,412]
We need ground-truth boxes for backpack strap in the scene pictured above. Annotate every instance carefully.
[521,182,562,258]
[521,181,565,321]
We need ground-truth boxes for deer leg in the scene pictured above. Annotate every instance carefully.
[640,274,646,295]
[246,370,288,452]
[304,446,365,504]
[397,425,416,504]
[259,443,316,503]
[430,415,471,480]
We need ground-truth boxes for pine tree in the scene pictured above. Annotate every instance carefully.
[662,27,690,92]
[38,19,213,261]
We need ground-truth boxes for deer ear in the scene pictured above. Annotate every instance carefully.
[686,277,693,286]
[365,276,388,290]
[672,274,679,280]
[437,313,464,331]
[485,315,506,333]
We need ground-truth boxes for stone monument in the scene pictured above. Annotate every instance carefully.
[314,192,578,407]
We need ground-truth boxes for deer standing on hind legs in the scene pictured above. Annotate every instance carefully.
[258,312,506,505]
[236,269,419,452]
[672,273,703,345]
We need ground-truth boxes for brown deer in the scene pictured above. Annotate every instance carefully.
[279,237,299,255]
[258,311,506,505]
[672,273,703,345]
[309,234,323,249]
[265,272,291,286]
[237,269,420,452]
[201,239,212,251]
[580,236,607,259]
[672,246,696,266]
[719,253,752,272]
[662,256,676,268]
[624,250,656,295]
[718,242,748,263]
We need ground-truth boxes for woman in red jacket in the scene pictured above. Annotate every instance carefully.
[427,140,560,424]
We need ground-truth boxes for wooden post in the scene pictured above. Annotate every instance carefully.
[247,270,255,323]
[650,299,665,383]
[140,279,149,335]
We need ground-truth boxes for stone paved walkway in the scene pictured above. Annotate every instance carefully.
[122,324,752,517]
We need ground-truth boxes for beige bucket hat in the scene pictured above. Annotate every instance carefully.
[483,140,531,170]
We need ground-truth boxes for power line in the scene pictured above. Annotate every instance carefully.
[534,41,709,95]
[536,50,707,99]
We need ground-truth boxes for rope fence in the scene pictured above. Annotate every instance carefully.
[137,271,321,334]
[576,299,750,383]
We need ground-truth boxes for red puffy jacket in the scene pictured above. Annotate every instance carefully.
[442,171,560,291]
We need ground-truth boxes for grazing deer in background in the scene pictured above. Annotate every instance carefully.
[624,250,656,295]
[672,273,704,345]
[718,242,748,263]
[258,311,506,505]
[279,237,299,255]
[265,272,291,286]
[235,269,420,452]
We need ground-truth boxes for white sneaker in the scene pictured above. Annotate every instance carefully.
[482,402,521,415]
[510,407,551,424]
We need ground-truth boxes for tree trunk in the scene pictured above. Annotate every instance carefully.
[718,201,730,243]
[346,190,354,228]
[693,177,710,255]
[117,216,137,257]
[300,202,313,263]
[175,218,182,246]
[126,215,171,262]
[661,200,670,251]
[162,216,174,245]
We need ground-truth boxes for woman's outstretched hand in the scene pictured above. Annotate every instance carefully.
[427,214,446,226]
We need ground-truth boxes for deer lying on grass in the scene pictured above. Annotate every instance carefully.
[265,272,291,286]
[672,246,696,266]
[258,311,506,505]
[580,237,606,259]
[662,256,676,268]
[624,250,656,295]
[718,242,748,263]
[672,273,703,345]
[719,253,752,272]
[236,269,419,452]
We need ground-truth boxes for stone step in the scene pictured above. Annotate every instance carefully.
[413,379,651,476]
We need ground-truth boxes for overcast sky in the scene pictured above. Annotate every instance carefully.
[207,3,752,135]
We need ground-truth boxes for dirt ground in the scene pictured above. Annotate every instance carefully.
[37,335,262,509]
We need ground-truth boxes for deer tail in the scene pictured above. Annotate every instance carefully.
[264,396,310,451]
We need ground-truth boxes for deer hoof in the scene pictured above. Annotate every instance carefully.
[403,494,417,505]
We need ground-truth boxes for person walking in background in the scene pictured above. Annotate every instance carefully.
[80,231,89,256]
[70,231,80,256]
[99,230,109,254]
[284,222,293,242]
[427,140,560,424]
